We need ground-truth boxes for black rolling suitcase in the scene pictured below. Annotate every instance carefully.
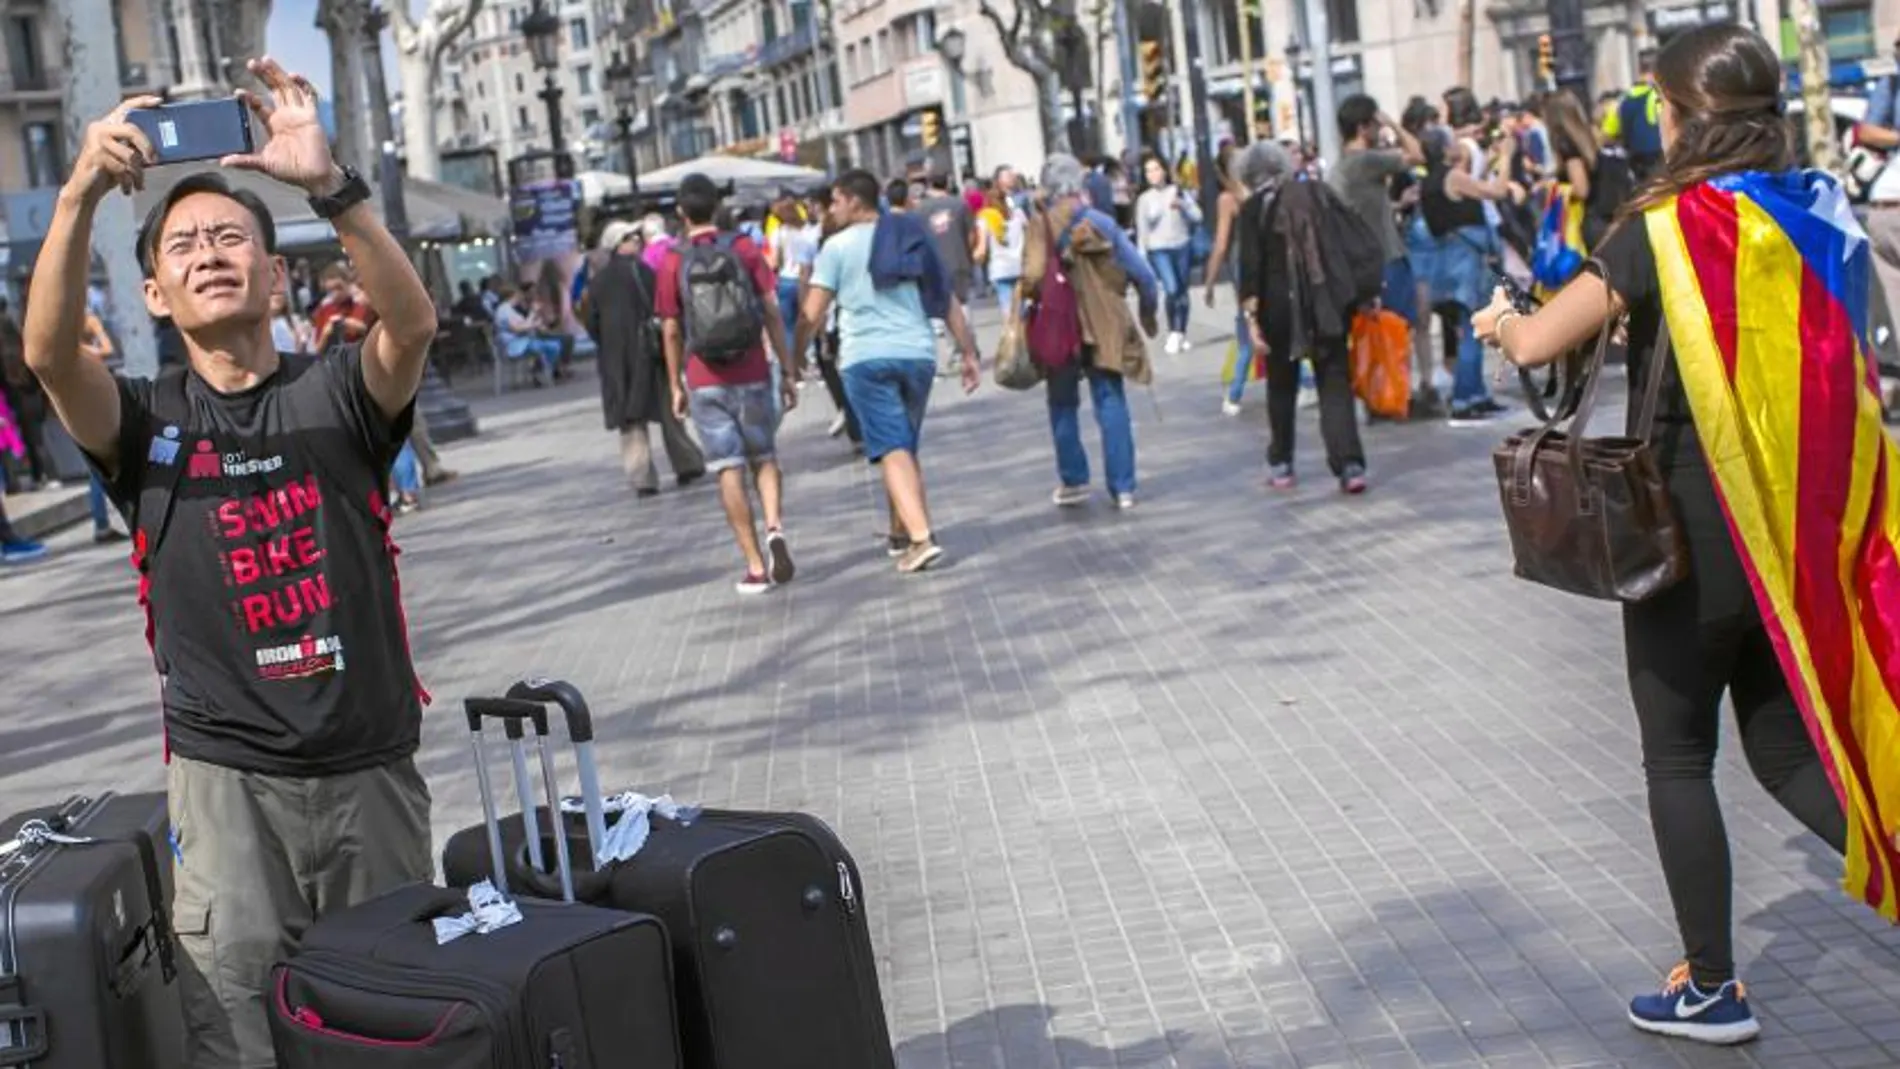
[0,792,184,1069]
[267,696,683,1069]
[441,679,896,1069]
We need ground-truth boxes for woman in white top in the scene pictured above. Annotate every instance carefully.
[1134,154,1202,353]
[979,187,1027,314]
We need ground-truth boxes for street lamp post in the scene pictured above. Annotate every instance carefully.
[521,1,569,170]
[936,27,966,176]
[1284,34,1307,148]
[607,60,639,188]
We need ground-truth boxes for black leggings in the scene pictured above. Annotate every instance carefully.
[1623,589,1846,987]
[1263,334,1364,477]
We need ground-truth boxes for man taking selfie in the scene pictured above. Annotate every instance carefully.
[21,58,437,1069]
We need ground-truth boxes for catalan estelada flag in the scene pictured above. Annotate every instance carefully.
[1647,171,1900,922]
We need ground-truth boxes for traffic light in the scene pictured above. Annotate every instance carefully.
[921,109,941,148]
[1537,34,1554,85]
[1140,40,1165,103]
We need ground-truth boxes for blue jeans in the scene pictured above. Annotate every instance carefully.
[841,359,935,462]
[1447,305,1491,409]
[1227,311,1256,405]
[392,442,422,495]
[506,336,565,377]
[88,475,111,531]
[994,277,1018,315]
[1381,256,1418,326]
[776,277,804,355]
[1047,364,1136,495]
[1147,246,1191,333]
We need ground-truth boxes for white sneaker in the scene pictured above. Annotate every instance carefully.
[1221,398,1241,417]
[827,414,847,438]
[1178,336,1192,352]
[1114,493,1137,510]
[1052,485,1091,507]
[1164,332,1182,355]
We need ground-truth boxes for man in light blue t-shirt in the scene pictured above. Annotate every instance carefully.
[798,169,981,575]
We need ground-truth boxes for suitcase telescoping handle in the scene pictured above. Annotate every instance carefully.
[463,697,577,903]
[505,678,609,868]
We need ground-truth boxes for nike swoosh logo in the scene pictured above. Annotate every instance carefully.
[1674,993,1723,1019]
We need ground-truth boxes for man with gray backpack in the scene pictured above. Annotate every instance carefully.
[657,173,800,595]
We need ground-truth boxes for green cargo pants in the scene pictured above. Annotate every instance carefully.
[168,754,432,1069]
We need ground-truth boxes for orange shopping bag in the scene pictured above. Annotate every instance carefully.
[1350,309,1411,420]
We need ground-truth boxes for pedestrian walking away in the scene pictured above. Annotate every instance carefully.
[1022,154,1159,511]
[1473,23,1900,1046]
[657,172,800,595]
[20,59,439,1069]
[798,169,980,574]
[1234,140,1373,494]
[586,219,707,497]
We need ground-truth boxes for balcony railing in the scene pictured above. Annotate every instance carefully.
[0,68,61,93]
[759,22,816,66]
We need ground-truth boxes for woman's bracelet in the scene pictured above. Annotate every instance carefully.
[1493,310,1522,363]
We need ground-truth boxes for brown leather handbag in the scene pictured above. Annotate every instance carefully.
[1492,314,1689,602]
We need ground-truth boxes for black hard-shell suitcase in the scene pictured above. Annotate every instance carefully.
[442,679,896,1069]
[0,792,184,1069]
[268,696,683,1069]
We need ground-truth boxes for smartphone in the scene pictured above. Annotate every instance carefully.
[127,99,255,165]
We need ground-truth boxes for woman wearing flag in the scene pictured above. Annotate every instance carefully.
[1475,22,1898,1047]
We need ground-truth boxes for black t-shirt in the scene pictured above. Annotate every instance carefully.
[98,346,423,776]
[1590,219,1754,622]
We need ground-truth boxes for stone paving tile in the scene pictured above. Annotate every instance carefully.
[1,301,1896,1067]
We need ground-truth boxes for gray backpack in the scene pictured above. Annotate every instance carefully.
[676,234,764,364]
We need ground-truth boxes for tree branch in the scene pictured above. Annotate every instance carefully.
[978,0,1054,76]
[388,0,420,51]
[434,0,485,60]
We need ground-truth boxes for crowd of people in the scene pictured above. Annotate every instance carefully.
[3,23,1899,1061]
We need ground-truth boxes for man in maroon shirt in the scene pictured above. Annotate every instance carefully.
[656,173,798,594]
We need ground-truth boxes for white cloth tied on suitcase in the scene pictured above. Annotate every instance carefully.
[0,819,95,858]
[560,792,701,866]
[432,880,524,945]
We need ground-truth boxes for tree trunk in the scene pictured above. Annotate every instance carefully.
[399,49,441,179]
[318,0,372,172]
[1790,0,1838,171]
[1040,70,1073,156]
[1456,0,1474,91]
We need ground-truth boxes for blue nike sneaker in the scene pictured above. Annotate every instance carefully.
[1628,963,1760,1045]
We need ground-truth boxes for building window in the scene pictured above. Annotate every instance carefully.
[509,7,520,28]
[22,121,62,187]
[518,105,531,128]
[576,63,593,93]
[776,85,788,125]
[569,18,589,49]
[912,11,935,57]
[845,42,857,83]
[481,112,491,132]
[7,15,45,86]
[582,105,601,126]
[1326,0,1359,44]
[875,28,889,72]
[515,72,525,93]
[1822,4,1875,60]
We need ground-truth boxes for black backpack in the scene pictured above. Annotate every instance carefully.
[1583,145,1636,251]
[676,234,764,364]
[1316,184,1387,306]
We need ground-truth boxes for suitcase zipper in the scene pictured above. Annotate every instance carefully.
[287,950,526,1064]
[836,861,857,918]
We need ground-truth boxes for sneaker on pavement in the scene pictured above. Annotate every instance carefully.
[1628,964,1760,1045]
[1268,463,1296,490]
[765,528,796,585]
[1339,464,1368,495]
[827,414,848,438]
[93,528,129,545]
[1,540,48,564]
[1472,397,1510,417]
[886,534,911,558]
[1052,484,1091,508]
[1114,492,1137,510]
[1164,332,1182,355]
[735,572,772,595]
[1221,398,1242,417]
[1448,406,1493,427]
[897,538,944,574]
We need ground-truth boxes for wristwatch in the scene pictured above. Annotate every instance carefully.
[307,166,372,220]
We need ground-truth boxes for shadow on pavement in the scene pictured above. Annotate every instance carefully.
[894,1003,1186,1069]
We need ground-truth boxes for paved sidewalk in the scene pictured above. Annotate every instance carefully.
[1,305,1895,1068]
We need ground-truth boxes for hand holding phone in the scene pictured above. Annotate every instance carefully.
[69,95,165,202]
[126,99,256,166]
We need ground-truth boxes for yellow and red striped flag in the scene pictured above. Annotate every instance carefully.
[1648,171,1900,922]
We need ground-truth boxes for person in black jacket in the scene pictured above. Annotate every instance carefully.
[1233,140,1368,494]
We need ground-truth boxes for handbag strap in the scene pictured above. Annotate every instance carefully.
[1633,318,1673,442]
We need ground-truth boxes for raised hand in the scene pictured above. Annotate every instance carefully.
[70,96,163,204]
[221,57,340,195]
